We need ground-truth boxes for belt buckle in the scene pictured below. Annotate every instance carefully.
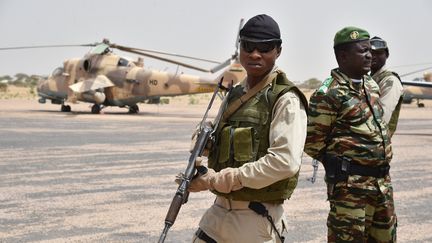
[379,165,390,177]
[341,156,351,173]
[341,160,349,172]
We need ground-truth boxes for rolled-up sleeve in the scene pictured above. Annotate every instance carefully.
[238,91,307,189]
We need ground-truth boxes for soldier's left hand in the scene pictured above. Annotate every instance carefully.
[189,167,243,193]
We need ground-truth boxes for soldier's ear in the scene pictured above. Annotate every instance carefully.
[276,47,282,58]
[337,50,349,64]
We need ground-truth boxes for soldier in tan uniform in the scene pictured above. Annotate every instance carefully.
[305,27,397,242]
[188,14,308,243]
[370,36,404,136]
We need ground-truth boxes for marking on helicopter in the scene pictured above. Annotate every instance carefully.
[198,87,214,92]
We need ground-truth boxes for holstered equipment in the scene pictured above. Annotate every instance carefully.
[195,228,217,243]
[323,154,390,184]
[249,202,285,243]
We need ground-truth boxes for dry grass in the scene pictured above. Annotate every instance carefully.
[0,85,37,100]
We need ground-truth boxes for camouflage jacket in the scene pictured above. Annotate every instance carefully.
[304,68,392,167]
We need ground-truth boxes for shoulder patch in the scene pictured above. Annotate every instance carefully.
[317,77,333,94]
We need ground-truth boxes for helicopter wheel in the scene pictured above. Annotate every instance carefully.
[61,104,71,112]
[416,99,425,108]
[128,104,139,114]
[91,104,101,114]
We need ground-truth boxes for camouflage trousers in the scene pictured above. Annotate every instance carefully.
[327,179,397,243]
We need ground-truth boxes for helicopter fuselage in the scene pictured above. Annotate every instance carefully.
[37,52,219,112]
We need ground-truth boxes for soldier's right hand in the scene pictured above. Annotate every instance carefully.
[174,156,207,186]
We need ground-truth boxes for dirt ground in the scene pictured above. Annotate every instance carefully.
[0,96,432,242]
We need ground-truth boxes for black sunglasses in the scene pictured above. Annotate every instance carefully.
[370,39,387,50]
[240,41,279,53]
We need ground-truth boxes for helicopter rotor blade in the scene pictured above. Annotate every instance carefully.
[210,58,232,73]
[210,18,245,73]
[235,18,245,54]
[0,43,97,51]
[111,43,211,73]
[124,47,221,64]
[400,66,432,78]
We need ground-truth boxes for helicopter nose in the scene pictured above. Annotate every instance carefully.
[36,77,48,91]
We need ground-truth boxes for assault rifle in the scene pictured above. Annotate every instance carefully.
[158,78,228,243]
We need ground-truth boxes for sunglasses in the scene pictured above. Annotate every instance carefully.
[370,39,387,50]
[240,41,279,53]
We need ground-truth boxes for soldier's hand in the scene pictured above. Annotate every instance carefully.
[189,167,216,192]
[174,157,207,186]
[189,167,243,193]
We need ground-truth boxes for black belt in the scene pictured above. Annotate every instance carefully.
[348,162,390,178]
[195,228,217,243]
[323,154,390,183]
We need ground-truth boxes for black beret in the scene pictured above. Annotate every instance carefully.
[239,14,281,42]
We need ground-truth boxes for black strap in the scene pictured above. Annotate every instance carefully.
[348,162,390,178]
[362,79,388,159]
[323,154,390,183]
[195,228,217,243]
[249,202,285,243]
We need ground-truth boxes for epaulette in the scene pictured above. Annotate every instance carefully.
[317,77,334,94]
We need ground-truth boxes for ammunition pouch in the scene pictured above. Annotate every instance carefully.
[322,154,390,183]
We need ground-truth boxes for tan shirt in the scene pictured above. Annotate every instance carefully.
[234,82,307,189]
[372,66,404,123]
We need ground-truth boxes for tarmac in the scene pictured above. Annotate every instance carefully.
[0,99,432,242]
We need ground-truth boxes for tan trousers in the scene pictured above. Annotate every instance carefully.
[192,196,286,243]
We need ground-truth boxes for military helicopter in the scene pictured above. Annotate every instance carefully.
[0,21,245,114]
[400,67,432,107]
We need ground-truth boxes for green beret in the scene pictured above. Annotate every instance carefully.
[333,26,370,47]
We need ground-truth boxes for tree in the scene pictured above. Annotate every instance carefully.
[298,78,322,89]
[0,75,13,81]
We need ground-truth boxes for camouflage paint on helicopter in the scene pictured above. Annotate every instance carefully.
[36,36,245,114]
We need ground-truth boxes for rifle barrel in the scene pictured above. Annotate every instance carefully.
[158,224,170,243]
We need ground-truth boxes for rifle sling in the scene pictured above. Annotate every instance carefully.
[222,71,279,121]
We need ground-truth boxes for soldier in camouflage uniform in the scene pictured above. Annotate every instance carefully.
[188,14,308,243]
[304,27,397,242]
[370,36,404,137]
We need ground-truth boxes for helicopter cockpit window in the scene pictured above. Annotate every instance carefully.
[91,43,111,55]
[118,58,129,67]
[83,60,91,72]
[52,67,64,77]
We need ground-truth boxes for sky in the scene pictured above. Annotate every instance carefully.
[0,0,431,82]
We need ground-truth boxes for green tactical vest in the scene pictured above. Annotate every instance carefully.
[208,72,308,202]
[375,70,403,136]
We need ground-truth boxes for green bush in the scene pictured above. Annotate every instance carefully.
[160,98,170,104]
[298,78,322,89]
[0,83,7,92]
[189,95,199,105]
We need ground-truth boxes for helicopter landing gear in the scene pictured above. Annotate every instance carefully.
[61,104,71,112]
[128,104,139,114]
[91,104,101,114]
[416,99,425,108]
